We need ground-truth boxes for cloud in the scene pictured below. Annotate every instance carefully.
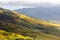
[0,0,60,6]
[0,0,60,10]
[0,0,52,7]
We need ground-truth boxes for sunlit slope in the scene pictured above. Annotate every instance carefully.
[0,30,33,40]
[0,8,60,40]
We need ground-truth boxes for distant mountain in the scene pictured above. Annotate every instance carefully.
[15,7,60,21]
[0,8,60,40]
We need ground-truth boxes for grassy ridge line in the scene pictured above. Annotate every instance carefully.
[13,11,60,27]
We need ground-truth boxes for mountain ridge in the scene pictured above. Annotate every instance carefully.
[15,7,60,21]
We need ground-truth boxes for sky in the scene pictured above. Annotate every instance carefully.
[0,0,60,10]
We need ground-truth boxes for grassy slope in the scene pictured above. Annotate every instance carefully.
[0,8,60,40]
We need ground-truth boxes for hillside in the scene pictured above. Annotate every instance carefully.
[0,8,60,40]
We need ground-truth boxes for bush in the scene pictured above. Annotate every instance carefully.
[11,38,24,40]
[25,38,32,40]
